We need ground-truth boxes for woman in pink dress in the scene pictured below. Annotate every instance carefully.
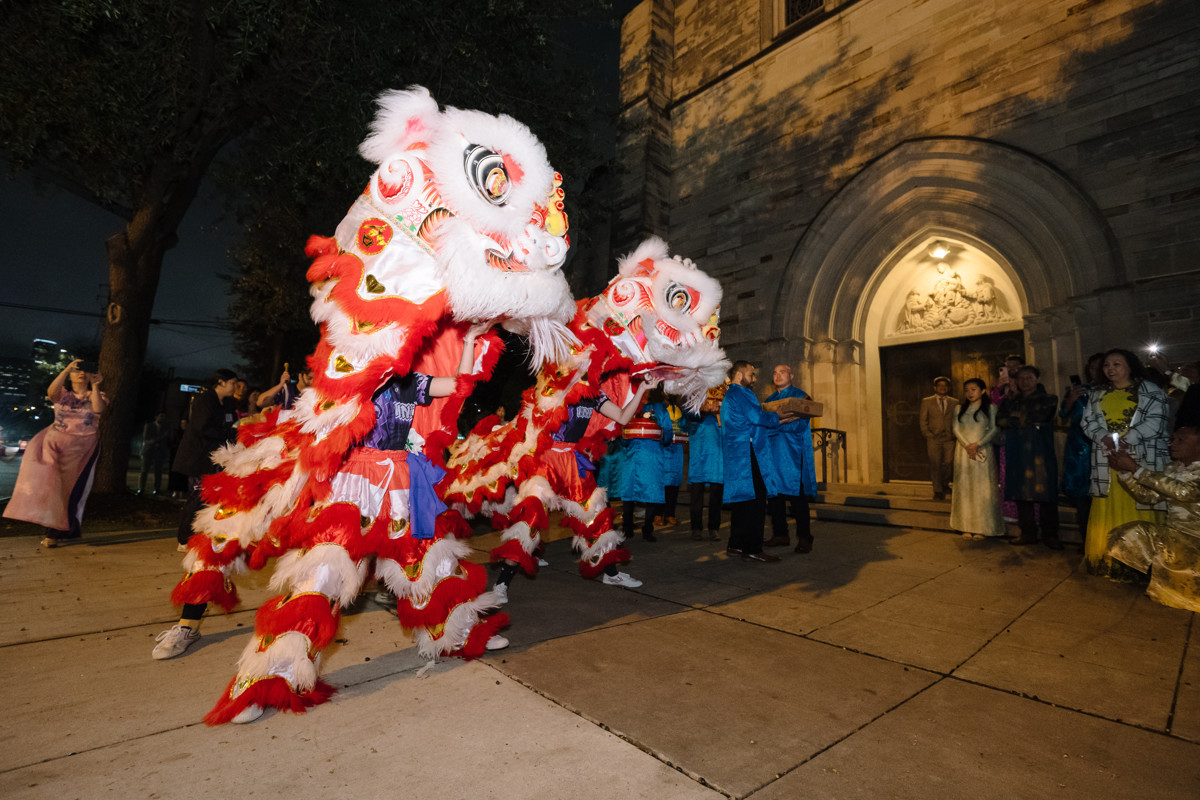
[3,359,107,547]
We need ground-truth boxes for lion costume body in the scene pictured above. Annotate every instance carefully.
[169,87,577,724]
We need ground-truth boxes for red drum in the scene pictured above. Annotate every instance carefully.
[622,418,663,439]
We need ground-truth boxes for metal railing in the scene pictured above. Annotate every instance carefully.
[812,428,847,484]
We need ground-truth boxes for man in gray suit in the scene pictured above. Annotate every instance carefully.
[919,376,958,500]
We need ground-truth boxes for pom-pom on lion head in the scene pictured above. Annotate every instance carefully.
[337,86,577,364]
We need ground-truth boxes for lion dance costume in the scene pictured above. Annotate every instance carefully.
[169,87,579,724]
[442,238,730,581]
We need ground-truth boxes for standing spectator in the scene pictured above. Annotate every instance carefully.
[920,376,958,500]
[4,359,107,548]
[138,411,171,495]
[620,402,673,542]
[260,365,313,410]
[646,391,684,526]
[950,378,1005,539]
[686,386,725,541]
[721,361,789,563]
[172,370,240,550]
[1059,353,1105,541]
[997,366,1062,549]
[1081,348,1169,576]
[991,354,1025,522]
[764,364,817,553]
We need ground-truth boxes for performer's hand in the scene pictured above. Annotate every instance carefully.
[1107,449,1138,473]
[777,411,799,424]
[966,443,979,459]
[465,321,492,340]
[279,369,290,384]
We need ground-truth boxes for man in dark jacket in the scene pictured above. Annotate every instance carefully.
[173,370,239,547]
[997,365,1062,549]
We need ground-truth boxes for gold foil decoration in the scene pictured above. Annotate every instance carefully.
[334,355,355,373]
[364,274,385,294]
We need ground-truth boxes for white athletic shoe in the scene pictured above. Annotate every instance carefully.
[231,704,264,724]
[176,543,188,553]
[491,582,509,605]
[152,624,200,660]
[602,571,643,588]
[486,634,509,651]
[537,557,550,567]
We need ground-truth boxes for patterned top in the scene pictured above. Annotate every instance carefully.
[1099,388,1138,434]
[362,373,433,451]
[52,391,104,437]
[553,392,609,444]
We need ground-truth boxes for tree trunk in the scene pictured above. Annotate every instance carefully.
[93,223,166,495]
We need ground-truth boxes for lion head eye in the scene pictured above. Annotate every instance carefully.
[464,145,511,206]
[665,282,695,314]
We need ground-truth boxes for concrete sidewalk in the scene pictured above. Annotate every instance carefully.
[1,512,1198,799]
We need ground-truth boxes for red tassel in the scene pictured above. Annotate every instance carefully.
[204,675,336,726]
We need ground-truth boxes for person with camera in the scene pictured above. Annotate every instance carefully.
[1081,348,1169,576]
[3,358,107,548]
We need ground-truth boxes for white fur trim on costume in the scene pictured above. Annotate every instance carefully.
[375,537,472,604]
[411,596,493,658]
[424,106,555,240]
[573,528,625,566]
[496,521,540,555]
[358,86,441,165]
[270,543,369,608]
[235,631,320,693]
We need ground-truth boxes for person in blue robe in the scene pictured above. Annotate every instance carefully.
[764,364,818,553]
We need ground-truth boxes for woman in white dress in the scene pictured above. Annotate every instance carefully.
[951,378,1006,539]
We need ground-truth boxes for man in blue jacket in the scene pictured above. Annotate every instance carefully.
[721,361,794,562]
[764,364,818,553]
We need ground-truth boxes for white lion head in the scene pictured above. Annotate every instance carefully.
[585,237,729,409]
[336,86,576,363]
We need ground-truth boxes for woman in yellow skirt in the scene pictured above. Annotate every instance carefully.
[1081,348,1169,576]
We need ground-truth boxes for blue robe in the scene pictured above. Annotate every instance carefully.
[620,403,673,504]
[720,383,781,503]
[686,412,723,484]
[596,438,626,498]
[645,401,684,486]
[764,385,817,499]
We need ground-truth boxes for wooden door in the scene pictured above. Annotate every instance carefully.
[881,331,1023,483]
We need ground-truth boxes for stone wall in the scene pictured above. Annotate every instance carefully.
[617,0,1200,364]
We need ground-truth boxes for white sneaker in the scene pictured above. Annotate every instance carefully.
[231,704,264,724]
[537,557,550,567]
[486,634,509,651]
[491,582,509,605]
[176,543,188,553]
[602,571,643,588]
[152,624,200,660]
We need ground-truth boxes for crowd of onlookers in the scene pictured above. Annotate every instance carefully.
[928,347,1199,594]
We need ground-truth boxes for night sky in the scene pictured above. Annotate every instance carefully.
[0,1,638,381]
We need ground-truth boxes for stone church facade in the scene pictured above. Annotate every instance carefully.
[615,0,1200,485]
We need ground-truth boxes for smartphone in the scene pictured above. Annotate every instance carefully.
[1069,374,1082,386]
[77,361,99,374]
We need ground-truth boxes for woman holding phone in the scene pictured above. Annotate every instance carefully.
[3,358,107,547]
[1081,348,1169,576]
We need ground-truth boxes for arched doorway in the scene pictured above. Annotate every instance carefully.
[768,137,1121,485]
